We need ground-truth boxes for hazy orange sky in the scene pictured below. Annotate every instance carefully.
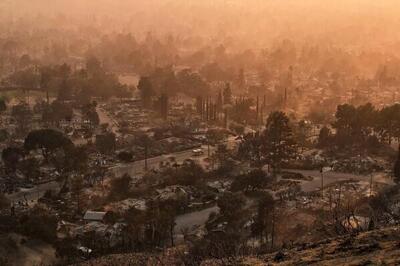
[2,0,400,52]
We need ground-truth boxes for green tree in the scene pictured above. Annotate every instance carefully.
[261,111,296,174]
[19,205,58,243]
[171,159,205,186]
[176,69,210,98]
[375,104,400,144]
[145,199,178,247]
[317,126,332,148]
[40,66,52,89]
[0,98,6,113]
[71,175,84,212]
[82,104,100,128]
[43,100,73,124]
[124,207,146,249]
[2,147,24,173]
[86,57,103,77]
[223,83,232,105]
[95,133,116,154]
[295,120,312,151]
[0,193,10,211]
[10,67,40,88]
[138,76,154,108]
[333,104,357,142]
[158,200,177,247]
[108,174,131,201]
[19,54,32,68]
[57,78,72,102]
[232,169,271,192]
[55,237,79,264]
[0,129,9,142]
[206,129,224,157]
[217,192,246,222]
[24,129,73,161]
[155,93,169,119]
[11,102,32,134]
[251,192,275,246]
[333,103,377,148]
[54,146,88,174]
[216,90,223,113]
[238,132,262,164]
[19,157,40,180]
[200,62,233,82]
[214,143,231,173]
[230,97,254,124]
[117,151,133,162]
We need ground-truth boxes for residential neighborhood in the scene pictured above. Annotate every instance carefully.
[1,1,400,265]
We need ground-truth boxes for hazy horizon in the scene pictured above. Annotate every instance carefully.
[2,0,400,51]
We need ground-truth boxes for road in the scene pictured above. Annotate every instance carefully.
[110,145,213,178]
[6,146,209,203]
[97,106,120,136]
[284,169,394,192]
[6,134,238,203]
[6,144,214,203]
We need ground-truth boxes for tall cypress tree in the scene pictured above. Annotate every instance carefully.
[138,76,154,109]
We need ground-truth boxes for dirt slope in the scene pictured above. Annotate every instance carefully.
[76,226,400,266]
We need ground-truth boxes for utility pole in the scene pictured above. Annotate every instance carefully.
[284,87,287,109]
[205,97,209,122]
[262,94,266,125]
[271,205,275,249]
[351,87,354,104]
[320,166,324,199]
[26,89,30,105]
[207,132,210,158]
[213,103,217,120]
[224,109,228,128]
[256,95,259,130]
[370,173,373,197]
[209,97,213,121]
[144,142,148,171]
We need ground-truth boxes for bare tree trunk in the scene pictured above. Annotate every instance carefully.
[170,224,174,246]
[144,143,148,171]
[271,206,275,249]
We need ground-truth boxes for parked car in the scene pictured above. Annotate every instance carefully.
[192,148,204,156]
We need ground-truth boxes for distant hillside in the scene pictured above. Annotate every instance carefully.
[76,226,400,265]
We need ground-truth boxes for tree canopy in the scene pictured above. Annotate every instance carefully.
[24,129,73,155]
[261,111,297,174]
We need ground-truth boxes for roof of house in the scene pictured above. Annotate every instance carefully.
[155,185,189,201]
[105,198,147,212]
[83,211,107,221]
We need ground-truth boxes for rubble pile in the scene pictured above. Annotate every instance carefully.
[296,150,386,174]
